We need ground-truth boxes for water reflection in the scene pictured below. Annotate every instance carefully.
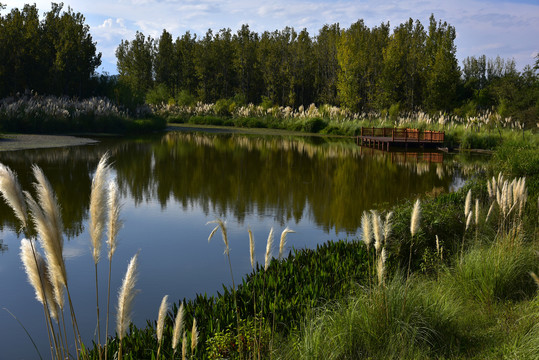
[0,132,466,240]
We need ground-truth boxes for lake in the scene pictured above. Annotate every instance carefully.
[0,130,470,359]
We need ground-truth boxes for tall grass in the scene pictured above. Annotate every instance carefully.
[280,274,461,360]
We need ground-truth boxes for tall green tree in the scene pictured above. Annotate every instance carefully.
[232,24,260,103]
[314,24,340,105]
[377,19,426,110]
[424,15,460,111]
[43,3,102,96]
[337,20,389,111]
[116,31,154,102]
[291,28,316,106]
[173,31,198,97]
[154,29,174,96]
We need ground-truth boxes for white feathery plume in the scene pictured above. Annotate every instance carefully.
[475,199,480,226]
[90,153,110,264]
[465,189,472,218]
[107,180,122,259]
[248,228,255,269]
[32,165,63,250]
[172,302,185,353]
[466,211,473,231]
[25,191,66,309]
[376,247,387,286]
[116,253,139,340]
[20,239,58,320]
[156,295,169,344]
[383,211,393,244]
[410,199,421,237]
[278,227,295,260]
[264,228,274,271]
[435,235,440,256]
[486,201,496,223]
[191,317,198,354]
[182,332,187,360]
[207,219,229,255]
[361,211,372,250]
[371,210,382,254]
[0,164,28,229]
[487,180,492,198]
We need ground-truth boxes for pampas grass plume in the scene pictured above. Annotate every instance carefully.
[361,211,372,250]
[90,153,110,264]
[191,317,198,353]
[32,165,63,247]
[248,228,255,269]
[182,332,187,360]
[172,302,185,353]
[156,295,168,343]
[410,199,421,237]
[25,191,66,308]
[0,164,28,229]
[465,189,472,218]
[278,227,295,260]
[20,239,58,320]
[466,211,473,231]
[371,210,382,254]
[486,201,495,223]
[265,228,274,271]
[207,219,229,255]
[107,180,122,259]
[376,247,387,286]
[383,211,393,244]
[117,253,139,340]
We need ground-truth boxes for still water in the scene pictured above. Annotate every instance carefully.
[0,130,470,358]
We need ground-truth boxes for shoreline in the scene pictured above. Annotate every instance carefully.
[0,133,99,151]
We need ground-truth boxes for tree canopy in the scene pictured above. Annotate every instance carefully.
[0,3,101,97]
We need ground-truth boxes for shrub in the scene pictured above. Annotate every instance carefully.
[302,118,328,133]
[145,84,171,105]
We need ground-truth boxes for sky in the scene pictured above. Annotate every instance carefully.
[3,0,539,74]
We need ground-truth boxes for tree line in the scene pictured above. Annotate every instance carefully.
[0,2,101,97]
[117,16,538,125]
[1,3,537,126]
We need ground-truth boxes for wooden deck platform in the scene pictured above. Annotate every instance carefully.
[357,127,445,150]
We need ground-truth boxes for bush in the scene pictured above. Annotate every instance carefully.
[460,131,501,150]
[175,90,197,107]
[145,84,171,105]
[302,118,328,133]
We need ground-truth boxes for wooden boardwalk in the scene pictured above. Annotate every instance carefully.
[357,127,445,150]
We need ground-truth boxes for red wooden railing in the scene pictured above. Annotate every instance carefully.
[360,127,445,143]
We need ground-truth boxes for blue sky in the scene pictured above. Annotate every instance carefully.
[4,0,539,74]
